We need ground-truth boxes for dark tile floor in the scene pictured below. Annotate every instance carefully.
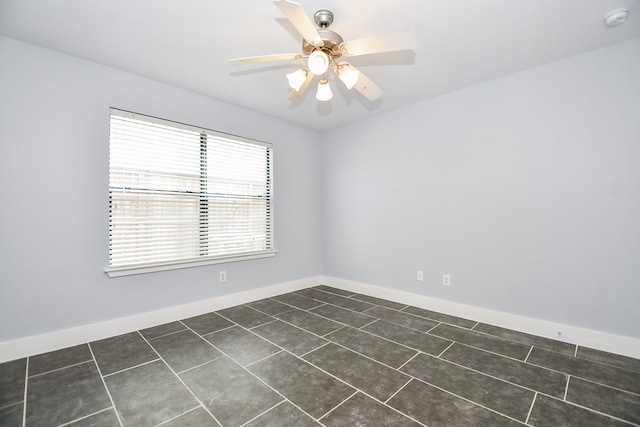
[1,285,639,427]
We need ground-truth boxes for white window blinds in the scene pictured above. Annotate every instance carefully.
[107,109,274,276]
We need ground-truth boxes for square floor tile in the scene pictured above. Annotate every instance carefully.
[303,343,410,402]
[325,326,417,368]
[90,332,158,375]
[401,352,534,422]
[148,329,222,373]
[321,392,421,426]
[204,326,281,366]
[29,344,92,376]
[251,320,327,356]
[244,401,321,427]
[249,351,355,419]
[105,360,197,427]
[180,356,283,427]
[26,362,111,427]
[0,358,26,408]
[528,394,631,427]
[387,379,522,427]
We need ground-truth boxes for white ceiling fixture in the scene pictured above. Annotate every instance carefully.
[229,0,417,102]
[604,7,631,27]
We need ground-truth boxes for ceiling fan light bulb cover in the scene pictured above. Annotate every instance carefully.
[286,69,308,91]
[338,65,359,90]
[316,79,333,101]
[308,50,330,75]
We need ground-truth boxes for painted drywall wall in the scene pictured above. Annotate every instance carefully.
[0,36,323,342]
[322,38,640,339]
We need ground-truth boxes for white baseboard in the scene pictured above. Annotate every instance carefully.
[3,274,638,363]
[322,276,640,359]
[0,276,321,364]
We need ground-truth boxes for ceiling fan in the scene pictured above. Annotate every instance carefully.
[229,0,417,102]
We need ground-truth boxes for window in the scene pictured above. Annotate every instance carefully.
[107,109,274,277]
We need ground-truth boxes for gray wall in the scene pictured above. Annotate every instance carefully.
[0,36,323,342]
[2,34,639,344]
[322,38,640,338]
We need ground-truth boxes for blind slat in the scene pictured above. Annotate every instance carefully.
[108,108,273,270]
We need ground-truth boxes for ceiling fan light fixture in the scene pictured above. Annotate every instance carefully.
[286,69,308,91]
[338,63,359,90]
[316,78,333,101]
[308,50,330,75]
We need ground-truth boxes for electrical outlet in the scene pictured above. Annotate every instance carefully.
[219,270,227,283]
[417,270,424,282]
[443,274,451,287]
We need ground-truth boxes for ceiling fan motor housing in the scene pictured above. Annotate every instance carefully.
[302,10,343,59]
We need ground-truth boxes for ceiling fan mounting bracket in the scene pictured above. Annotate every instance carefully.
[314,9,334,28]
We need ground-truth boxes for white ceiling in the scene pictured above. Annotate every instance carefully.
[1,0,639,131]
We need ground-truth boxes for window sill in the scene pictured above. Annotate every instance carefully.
[105,250,277,278]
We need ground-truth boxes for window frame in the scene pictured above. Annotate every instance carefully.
[106,108,276,277]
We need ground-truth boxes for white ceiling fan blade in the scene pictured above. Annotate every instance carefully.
[288,71,315,100]
[274,0,323,46]
[351,67,384,101]
[341,29,417,57]
[229,53,302,66]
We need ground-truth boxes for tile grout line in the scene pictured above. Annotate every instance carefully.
[316,390,359,423]
[426,353,554,400]
[436,341,456,358]
[87,342,124,427]
[137,330,224,427]
[524,345,534,362]
[57,407,115,427]
[143,327,188,342]
[153,406,203,427]
[384,377,414,405]
[101,357,162,378]
[410,376,531,425]
[234,324,428,427]
[550,396,640,427]
[523,355,640,397]
[525,392,538,425]
[27,359,94,379]
[238,400,288,427]
[178,321,322,425]
[21,357,29,427]
[397,351,421,371]
[563,376,571,401]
